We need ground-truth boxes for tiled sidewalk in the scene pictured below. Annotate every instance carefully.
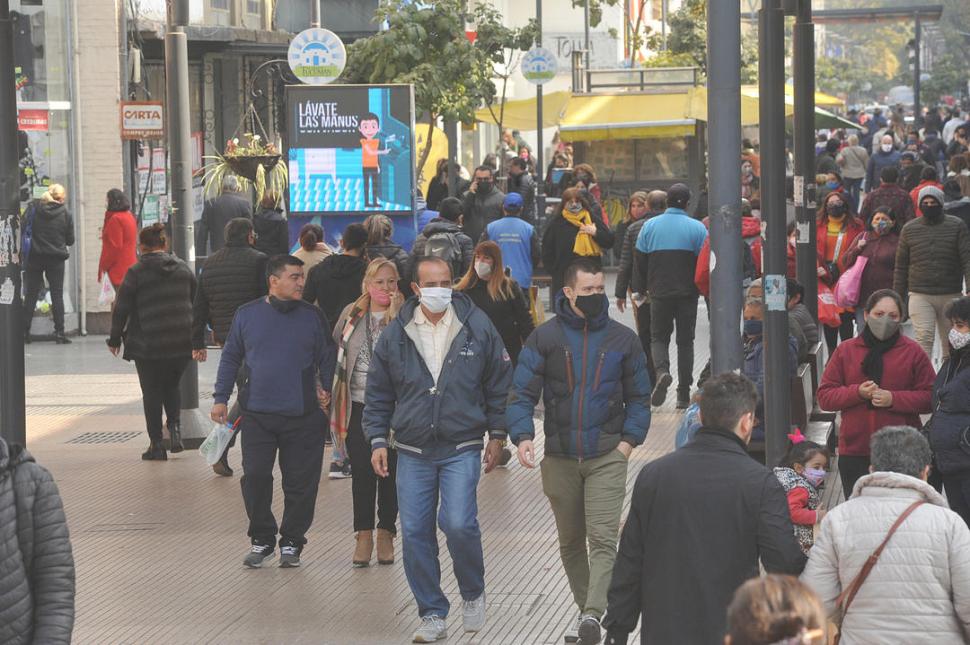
[24,335,697,644]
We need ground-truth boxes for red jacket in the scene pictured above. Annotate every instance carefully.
[694,216,762,298]
[909,180,944,218]
[815,215,865,285]
[817,334,935,456]
[98,210,138,286]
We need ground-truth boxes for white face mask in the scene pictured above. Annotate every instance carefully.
[419,287,453,314]
[950,328,970,350]
[474,261,492,279]
[881,143,893,153]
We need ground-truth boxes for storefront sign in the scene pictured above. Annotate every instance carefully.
[121,102,164,140]
[522,47,558,85]
[288,28,346,85]
[545,31,620,70]
[17,109,48,131]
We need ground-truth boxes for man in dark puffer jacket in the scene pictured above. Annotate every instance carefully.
[192,218,267,475]
[0,436,75,644]
[508,258,651,644]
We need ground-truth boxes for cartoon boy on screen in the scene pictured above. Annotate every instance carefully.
[359,112,390,208]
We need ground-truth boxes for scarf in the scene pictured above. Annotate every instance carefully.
[860,324,900,386]
[561,208,602,257]
[329,305,368,458]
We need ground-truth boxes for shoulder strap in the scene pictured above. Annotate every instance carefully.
[836,500,926,616]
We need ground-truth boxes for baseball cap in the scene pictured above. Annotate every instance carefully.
[503,193,523,211]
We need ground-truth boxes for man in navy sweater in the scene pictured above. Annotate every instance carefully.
[211,254,336,569]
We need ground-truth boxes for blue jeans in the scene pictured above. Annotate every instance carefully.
[396,449,484,618]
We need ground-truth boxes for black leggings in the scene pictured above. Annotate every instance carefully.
[23,254,66,334]
[838,454,870,499]
[943,474,970,529]
[134,357,190,442]
[824,311,855,356]
[346,401,398,534]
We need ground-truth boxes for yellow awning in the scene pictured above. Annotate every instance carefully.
[685,87,778,125]
[473,91,571,131]
[741,85,845,109]
[558,93,696,141]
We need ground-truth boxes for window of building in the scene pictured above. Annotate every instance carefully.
[210,0,229,9]
[246,0,261,14]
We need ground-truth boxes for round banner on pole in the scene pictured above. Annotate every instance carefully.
[288,28,347,85]
[521,47,558,85]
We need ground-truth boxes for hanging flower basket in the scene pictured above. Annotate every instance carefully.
[225,154,281,182]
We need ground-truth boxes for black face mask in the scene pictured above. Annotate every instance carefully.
[269,296,299,313]
[574,293,605,319]
[477,180,493,193]
[828,202,847,217]
[922,203,944,221]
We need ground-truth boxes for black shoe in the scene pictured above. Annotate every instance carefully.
[54,332,72,344]
[651,372,673,407]
[577,615,602,645]
[212,454,234,477]
[141,441,167,461]
[243,543,276,568]
[279,543,302,568]
[168,424,184,453]
[676,388,691,410]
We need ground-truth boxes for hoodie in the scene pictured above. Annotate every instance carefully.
[0,437,75,645]
[108,252,197,360]
[303,253,369,329]
[29,200,74,261]
[252,206,290,256]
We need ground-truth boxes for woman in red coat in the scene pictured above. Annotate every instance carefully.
[97,189,138,289]
[816,191,865,354]
[817,288,935,495]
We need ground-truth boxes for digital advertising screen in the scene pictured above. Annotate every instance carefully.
[286,84,415,217]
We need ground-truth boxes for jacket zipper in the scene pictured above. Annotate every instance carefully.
[577,324,589,462]
[593,352,606,391]
[565,348,575,389]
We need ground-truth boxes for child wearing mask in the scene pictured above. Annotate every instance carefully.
[774,432,830,554]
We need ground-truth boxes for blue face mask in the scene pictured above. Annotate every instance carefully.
[825,181,839,190]
[743,319,763,336]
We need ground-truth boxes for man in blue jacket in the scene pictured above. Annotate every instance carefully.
[364,256,512,643]
[635,183,708,409]
[210,254,336,570]
[508,258,652,645]
[484,192,540,290]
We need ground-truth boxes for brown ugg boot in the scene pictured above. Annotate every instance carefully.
[353,530,373,568]
[376,528,395,565]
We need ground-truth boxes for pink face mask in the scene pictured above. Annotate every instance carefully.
[369,285,392,306]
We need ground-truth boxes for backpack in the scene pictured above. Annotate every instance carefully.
[20,202,36,265]
[425,231,462,276]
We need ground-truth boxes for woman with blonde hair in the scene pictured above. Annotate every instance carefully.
[456,241,534,365]
[330,257,404,568]
[23,183,75,344]
[725,575,827,645]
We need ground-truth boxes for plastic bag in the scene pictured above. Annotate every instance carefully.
[98,276,116,307]
[198,422,236,466]
[817,280,842,328]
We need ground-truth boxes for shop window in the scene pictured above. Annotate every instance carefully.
[636,137,690,182]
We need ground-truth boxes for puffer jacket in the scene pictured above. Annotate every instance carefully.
[303,253,368,329]
[508,292,652,459]
[363,292,512,460]
[930,346,970,476]
[801,472,970,644]
[192,242,267,347]
[0,437,75,645]
[894,214,970,296]
[29,200,74,261]
[110,252,197,361]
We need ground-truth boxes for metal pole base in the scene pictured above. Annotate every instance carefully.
[174,407,209,450]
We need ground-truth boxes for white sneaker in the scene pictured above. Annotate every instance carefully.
[462,592,486,632]
[564,613,582,642]
[412,615,447,643]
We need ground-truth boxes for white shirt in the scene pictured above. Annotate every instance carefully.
[413,304,454,383]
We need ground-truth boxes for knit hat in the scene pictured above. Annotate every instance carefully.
[918,185,945,206]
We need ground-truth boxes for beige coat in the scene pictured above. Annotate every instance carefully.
[801,472,970,644]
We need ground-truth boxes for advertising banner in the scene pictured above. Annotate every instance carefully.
[286,84,415,218]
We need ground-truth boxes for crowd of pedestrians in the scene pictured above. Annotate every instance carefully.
[13,105,970,644]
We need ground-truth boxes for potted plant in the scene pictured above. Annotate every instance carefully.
[201,132,287,205]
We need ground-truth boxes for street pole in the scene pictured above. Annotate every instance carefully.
[584,0,591,72]
[759,0,791,466]
[661,0,668,51]
[536,0,545,226]
[0,0,26,447]
[165,0,205,444]
[445,119,459,198]
[793,0,817,319]
[706,0,742,374]
[310,0,320,28]
[914,13,922,127]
